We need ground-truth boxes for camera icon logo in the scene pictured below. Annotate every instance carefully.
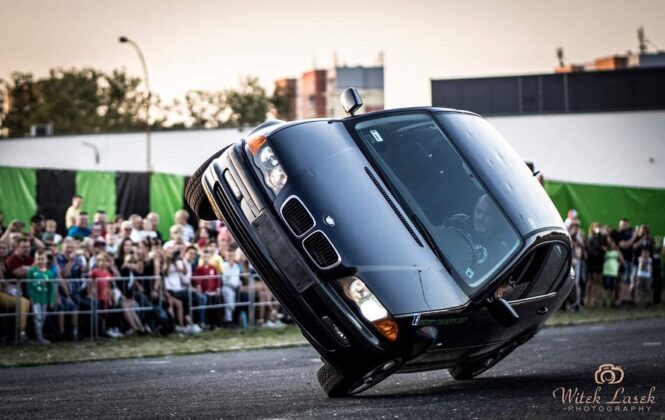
[594,363,624,385]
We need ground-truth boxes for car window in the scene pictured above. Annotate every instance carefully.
[352,113,521,291]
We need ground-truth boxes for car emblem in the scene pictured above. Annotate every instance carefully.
[323,215,335,227]
[412,314,421,326]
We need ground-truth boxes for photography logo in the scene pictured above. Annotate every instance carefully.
[595,364,624,385]
[551,364,656,414]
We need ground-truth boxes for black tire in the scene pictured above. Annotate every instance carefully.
[184,148,226,220]
[448,365,478,380]
[316,363,354,398]
[317,359,403,397]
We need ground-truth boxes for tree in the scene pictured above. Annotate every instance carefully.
[98,69,149,131]
[0,68,273,136]
[182,90,227,128]
[271,81,296,121]
[0,67,156,137]
[36,68,105,134]
[224,77,270,127]
[1,72,42,137]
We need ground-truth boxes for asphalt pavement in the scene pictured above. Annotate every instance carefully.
[1,318,664,419]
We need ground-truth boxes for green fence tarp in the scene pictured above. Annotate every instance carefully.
[150,173,184,239]
[0,167,37,226]
[76,171,116,219]
[545,180,665,236]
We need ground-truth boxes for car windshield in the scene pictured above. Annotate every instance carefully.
[351,112,521,292]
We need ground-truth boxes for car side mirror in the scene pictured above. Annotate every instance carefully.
[486,297,520,328]
[340,87,363,117]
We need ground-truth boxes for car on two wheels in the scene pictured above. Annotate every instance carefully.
[185,88,573,397]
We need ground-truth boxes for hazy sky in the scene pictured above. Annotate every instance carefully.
[3,0,664,107]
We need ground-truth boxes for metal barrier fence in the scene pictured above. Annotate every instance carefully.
[0,272,281,343]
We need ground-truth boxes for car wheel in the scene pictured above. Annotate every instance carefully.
[184,148,226,221]
[448,364,483,380]
[317,359,402,398]
[317,362,355,398]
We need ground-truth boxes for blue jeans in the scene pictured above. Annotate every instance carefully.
[221,286,237,323]
[194,292,207,324]
[622,261,633,284]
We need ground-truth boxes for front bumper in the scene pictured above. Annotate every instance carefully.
[202,143,401,375]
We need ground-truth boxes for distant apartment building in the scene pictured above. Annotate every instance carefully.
[276,62,384,120]
[298,70,327,120]
[326,66,384,117]
[555,51,665,73]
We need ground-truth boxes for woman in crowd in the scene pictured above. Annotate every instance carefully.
[163,245,200,333]
[633,247,653,306]
[115,238,146,335]
[140,242,173,334]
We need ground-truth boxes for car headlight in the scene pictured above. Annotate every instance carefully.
[340,277,398,341]
[247,134,288,195]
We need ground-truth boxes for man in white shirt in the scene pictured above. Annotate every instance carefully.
[221,249,242,325]
[129,214,147,243]
[174,209,196,244]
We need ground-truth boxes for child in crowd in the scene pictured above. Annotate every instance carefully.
[27,250,57,344]
[41,219,63,247]
[602,239,624,307]
[87,252,115,337]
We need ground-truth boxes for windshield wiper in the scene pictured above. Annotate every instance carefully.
[409,214,452,274]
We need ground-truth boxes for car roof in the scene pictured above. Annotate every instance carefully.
[259,107,481,138]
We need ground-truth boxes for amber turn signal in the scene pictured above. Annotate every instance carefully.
[373,317,399,341]
[247,135,268,155]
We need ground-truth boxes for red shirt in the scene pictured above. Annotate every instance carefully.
[5,254,34,279]
[89,268,112,301]
[193,265,219,293]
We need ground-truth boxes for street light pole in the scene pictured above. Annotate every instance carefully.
[119,36,152,172]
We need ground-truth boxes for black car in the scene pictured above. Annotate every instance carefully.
[185,88,574,397]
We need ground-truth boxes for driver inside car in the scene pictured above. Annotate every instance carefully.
[448,194,513,282]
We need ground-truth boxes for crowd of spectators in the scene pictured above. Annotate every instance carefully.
[2,195,664,345]
[0,195,285,344]
[564,209,664,311]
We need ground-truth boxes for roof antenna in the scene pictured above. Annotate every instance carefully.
[638,27,647,53]
[556,47,565,67]
[638,26,661,52]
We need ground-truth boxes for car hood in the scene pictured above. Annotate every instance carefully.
[270,121,470,316]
